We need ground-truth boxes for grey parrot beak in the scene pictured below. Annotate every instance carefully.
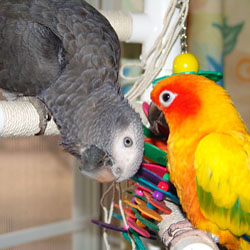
[79,160,116,183]
[79,146,126,183]
[102,156,124,182]
[94,156,126,183]
[79,145,116,182]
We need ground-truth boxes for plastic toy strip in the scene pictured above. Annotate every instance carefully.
[152,71,223,86]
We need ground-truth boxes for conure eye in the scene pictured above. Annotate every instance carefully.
[162,93,170,102]
[159,90,177,107]
[124,137,133,147]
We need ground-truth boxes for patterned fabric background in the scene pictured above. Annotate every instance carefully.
[188,0,250,129]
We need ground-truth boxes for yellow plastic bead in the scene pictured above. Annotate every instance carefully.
[173,53,199,73]
[136,219,146,228]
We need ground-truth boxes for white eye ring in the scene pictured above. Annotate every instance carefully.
[159,90,177,107]
[123,137,133,147]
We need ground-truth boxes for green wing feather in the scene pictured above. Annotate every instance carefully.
[194,132,250,236]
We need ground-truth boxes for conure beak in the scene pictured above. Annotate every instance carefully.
[148,102,169,138]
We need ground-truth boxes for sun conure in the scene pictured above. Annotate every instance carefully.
[151,74,250,250]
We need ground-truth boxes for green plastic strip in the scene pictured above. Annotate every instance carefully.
[122,230,146,250]
[152,71,223,86]
[197,71,223,82]
[144,142,167,166]
[130,229,147,250]
[143,125,156,138]
[131,207,159,231]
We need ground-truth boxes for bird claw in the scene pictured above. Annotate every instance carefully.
[28,97,51,135]
[164,220,219,250]
[168,219,194,236]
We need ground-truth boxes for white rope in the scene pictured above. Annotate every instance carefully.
[116,183,136,250]
[0,100,59,137]
[100,182,137,250]
[107,183,116,224]
[100,182,115,250]
[123,0,190,102]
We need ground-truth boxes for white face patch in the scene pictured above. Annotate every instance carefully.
[111,124,143,181]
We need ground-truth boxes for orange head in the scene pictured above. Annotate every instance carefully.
[151,74,247,136]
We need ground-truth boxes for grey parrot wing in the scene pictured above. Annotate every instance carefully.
[0,18,67,95]
[0,1,68,95]
[0,0,120,96]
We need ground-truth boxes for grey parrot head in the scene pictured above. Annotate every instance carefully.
[79,105,144,182]
[105,110,144,182]
[62,85,145,183]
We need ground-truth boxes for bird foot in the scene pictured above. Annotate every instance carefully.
[163,219,219,250]
[168,219,194,236]
[28,97,51,135]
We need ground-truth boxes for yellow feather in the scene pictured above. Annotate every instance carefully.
[195,132,250,236]
[195,133,250,209]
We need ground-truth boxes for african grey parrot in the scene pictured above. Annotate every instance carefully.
[0,0,144,182]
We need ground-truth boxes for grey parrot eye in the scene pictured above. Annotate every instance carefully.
[123,137,133,147]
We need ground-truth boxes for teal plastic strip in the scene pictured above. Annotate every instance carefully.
[122,231,147,250]
[130,229,147,250]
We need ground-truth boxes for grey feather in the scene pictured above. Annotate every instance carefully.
[0,0,144,182]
